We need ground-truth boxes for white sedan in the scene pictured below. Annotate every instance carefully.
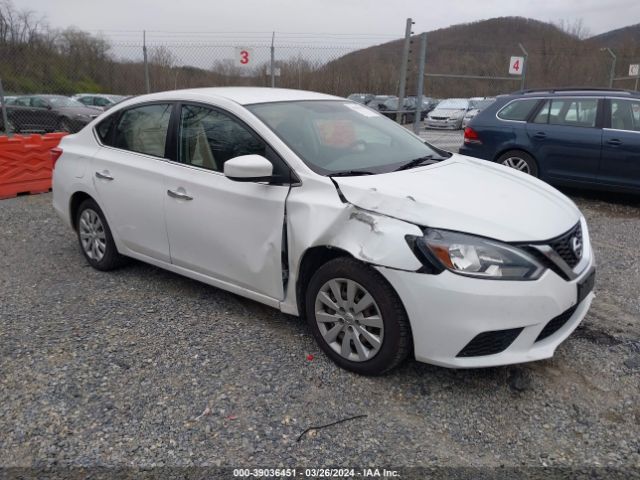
[52,87,596,375]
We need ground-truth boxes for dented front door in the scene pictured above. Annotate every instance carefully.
[163,163,288,300]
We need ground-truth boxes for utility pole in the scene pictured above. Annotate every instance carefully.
[270,31,276,88]
[143,30,150,94]
[602,48,616,88]
[413,33,427,134]
[397,18,414,123]
[0,78,10,137]
[518,43,528,91]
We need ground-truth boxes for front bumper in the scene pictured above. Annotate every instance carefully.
[426,117,462,129]
[377,248,595,368]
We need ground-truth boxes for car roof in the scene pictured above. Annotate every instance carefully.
[136,87,340,106]
[509,88,640,98]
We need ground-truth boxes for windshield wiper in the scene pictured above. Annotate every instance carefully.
[328,170,375,177]
[393,155,440,172]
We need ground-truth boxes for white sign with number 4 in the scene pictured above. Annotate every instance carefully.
[509,56,525,76]
[630,64,640,77]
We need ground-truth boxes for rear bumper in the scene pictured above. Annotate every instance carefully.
[377,248,595,368]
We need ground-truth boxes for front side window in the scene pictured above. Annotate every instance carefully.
[610,99,640,132]
[248,100,448,175]
[497,99,539,121]
[113,103,172,157]
[178,104,288,178]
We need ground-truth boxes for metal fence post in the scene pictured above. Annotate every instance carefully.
[518,43,528,91]
[270,32,276,88]
[397,18,413,123]
[143,30,151,93]
[413,33,427,134]
[0,79,10,137]
[601,48,616,88]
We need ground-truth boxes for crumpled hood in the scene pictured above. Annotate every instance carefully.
[334,155,581,242]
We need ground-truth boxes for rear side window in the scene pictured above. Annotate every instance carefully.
[113,103,172,157]
[610,99,640,131]
[497,99,539,121]
[96,114,117,144]
[534,98,598,128]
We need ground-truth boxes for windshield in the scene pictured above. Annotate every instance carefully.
[247,100,447,175]
[473,98,495,110]
[47,96,85,108]
[437,99,469,110]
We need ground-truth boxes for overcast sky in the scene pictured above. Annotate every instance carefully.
[17,0,640,43]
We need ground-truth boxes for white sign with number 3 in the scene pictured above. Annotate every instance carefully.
[236,47,253,67]
[509,56,525,76]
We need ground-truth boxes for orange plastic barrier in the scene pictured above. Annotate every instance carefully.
[0,133,67,200]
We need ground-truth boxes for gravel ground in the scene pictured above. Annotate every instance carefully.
[1,185,639,473]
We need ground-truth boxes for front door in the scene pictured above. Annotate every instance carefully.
[163,103,291,300]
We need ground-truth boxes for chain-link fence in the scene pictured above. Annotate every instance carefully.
[1,26,639,135]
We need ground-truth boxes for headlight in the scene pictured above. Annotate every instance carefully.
[413,229,544,280]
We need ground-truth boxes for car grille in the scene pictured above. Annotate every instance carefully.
[456,327,523,357]
[535,305,578,342]
[430,116,447,121]
[548,223,582,268]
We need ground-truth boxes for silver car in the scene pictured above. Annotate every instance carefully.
[426,98,471,130]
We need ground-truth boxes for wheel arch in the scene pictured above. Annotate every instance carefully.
[295,246,354,319]
[69,191,96,231]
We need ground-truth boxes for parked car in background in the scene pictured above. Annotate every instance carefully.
[459,88,640,194]
[462,97,496,128]
[367,95,395,111]
[7,95,100,133]
[406,95,439,120]
[346,93,374,105]
[425,98,471,129]
[53,87,595,375]
[73,94,128,111]
[378,97,415,123]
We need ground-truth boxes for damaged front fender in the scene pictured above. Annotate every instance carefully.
[280,177,424,315]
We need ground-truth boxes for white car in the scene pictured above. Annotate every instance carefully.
[52,87,596,375]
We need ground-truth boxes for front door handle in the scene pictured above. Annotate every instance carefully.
[606,138,622,146]
[533,132,547,140]
[95,170,114,180]
[167,188,193,201]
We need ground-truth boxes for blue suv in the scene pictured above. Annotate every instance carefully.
[459,88,640,194]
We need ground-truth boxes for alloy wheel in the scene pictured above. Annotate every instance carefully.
[79,209,107,261]
[501,156,531,174]
[314,278,384,362]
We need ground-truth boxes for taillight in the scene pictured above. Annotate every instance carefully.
[463,127,482,145]
[51,147,63,169]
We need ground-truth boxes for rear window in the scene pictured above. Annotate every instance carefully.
[497,99,539,121]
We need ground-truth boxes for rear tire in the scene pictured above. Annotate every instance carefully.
[496,150,539,177]
[305,257,412,375]
[76,198,127,271]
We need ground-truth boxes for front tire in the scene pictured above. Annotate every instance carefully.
[76,198,126,271]
[496,150,539,177]
[305,257,412,375]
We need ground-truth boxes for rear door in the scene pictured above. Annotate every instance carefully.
[526,97,603,183]
[600,97,640,191]
[91,102,174,262]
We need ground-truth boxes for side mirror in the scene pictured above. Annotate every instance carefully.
[224,154,273,182]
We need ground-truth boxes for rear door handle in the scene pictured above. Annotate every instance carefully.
[95,170,114,180]
[167,188,193,201]
[606,138,622,146]
[533,132,547,139]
